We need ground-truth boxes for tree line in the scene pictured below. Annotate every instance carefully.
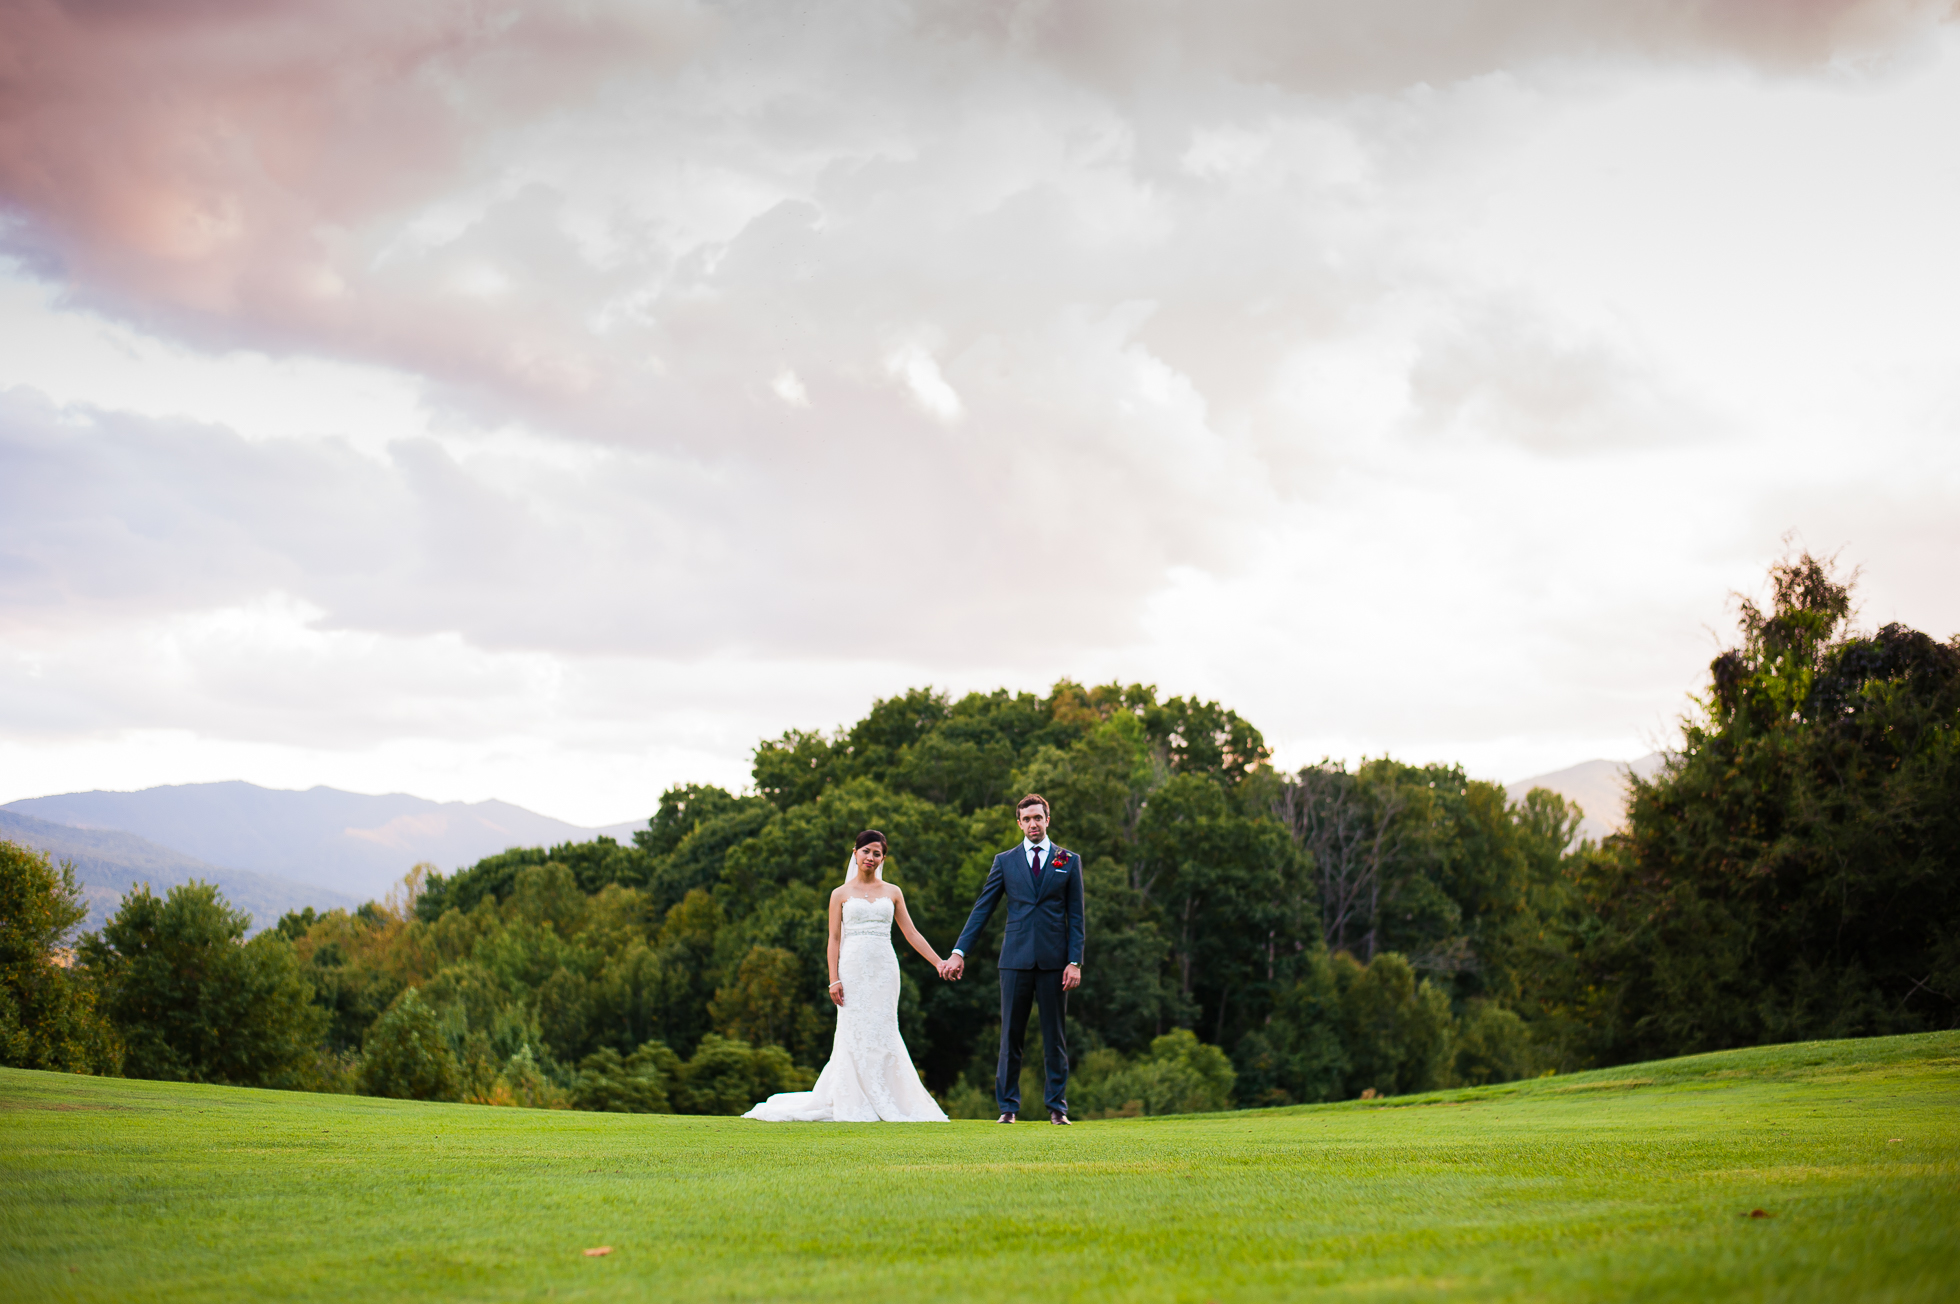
[5,553,1955,1118]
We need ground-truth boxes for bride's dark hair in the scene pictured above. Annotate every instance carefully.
[854,829,888,851]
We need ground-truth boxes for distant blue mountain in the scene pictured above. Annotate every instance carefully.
[0,808,359,936]
[3,782,648,902]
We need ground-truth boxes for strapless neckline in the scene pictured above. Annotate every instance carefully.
[743,881,947,1123]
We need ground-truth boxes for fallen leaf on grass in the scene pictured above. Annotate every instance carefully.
[584,1247,613,1257]
[1748,1209,1773,1219]
[1888,1138,1903,1143]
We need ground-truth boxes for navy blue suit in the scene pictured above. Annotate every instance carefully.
[954,842,1085,1115]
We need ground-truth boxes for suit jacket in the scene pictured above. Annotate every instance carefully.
[954,843,1085,971]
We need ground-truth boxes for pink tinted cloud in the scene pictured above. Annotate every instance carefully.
[960,0,1953,93]
[0,0,701,319]
[1,0,1949,409]
[5,0,1946,341]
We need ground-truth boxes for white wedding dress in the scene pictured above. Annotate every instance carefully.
[743,895,948,1122]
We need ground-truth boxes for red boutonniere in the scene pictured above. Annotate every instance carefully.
[1050,851,1069,869]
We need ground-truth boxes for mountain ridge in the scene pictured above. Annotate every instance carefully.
[0,808,359,936]
[1504,754,1666,843]
[3,781,647,902]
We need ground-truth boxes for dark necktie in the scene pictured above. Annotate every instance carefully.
[1029,846,1044,884]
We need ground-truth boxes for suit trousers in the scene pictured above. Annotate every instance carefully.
[997,966,1069,1115]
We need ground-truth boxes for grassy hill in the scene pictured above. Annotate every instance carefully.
[3,1033,1955,1303]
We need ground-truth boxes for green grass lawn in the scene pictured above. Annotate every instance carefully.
[3,1032,1956,1303]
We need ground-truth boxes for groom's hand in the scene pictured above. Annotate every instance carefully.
[940,955,964,980]
[1062,963,1081,991]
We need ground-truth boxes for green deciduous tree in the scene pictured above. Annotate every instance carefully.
[288,908,407,1054]
[1450,1001,1537,1087]
[1232,945,1348,1106]
[488,1042,567,1108]
[671,1033,813,1114]
[1134,773,1301,1044]
[80,882,324,1086]
[639,790,775,918]
[753,729,842,811]
[0,841,120,1074]
[1569,552,1960,1061]
[1075,1028,1238,1116]
[247,625,1955,1118]
[534,966,594,1063]
[357,987,461,1101]
[1274,758,1588,1073]
[1334,951,1453,1097]
[571,1040,680,1113]
[709,946,808,1053]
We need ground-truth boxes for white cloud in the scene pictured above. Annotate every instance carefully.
[886,343,963,422]
[3,4,1959,818]
[771,369,811,408]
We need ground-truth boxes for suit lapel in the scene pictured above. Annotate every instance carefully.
[1014,843,1064,898]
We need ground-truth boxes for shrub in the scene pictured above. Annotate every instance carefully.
[1334,951,1453,1097]
[571,1040,680,1113]
[80,882,324,1086]
[1076,1029,1236,1117]
[1451,1000,1536,1087]
[672,1033,813,1114]
[479,1042,568,1108]
[1233,946,1348,1105]
[940,1078,997,1119]
[357,988,460,1101]
[0,841,120,1075]
[292,1048,361,1094]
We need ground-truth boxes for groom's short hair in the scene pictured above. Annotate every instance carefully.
[1016,793,1050,816]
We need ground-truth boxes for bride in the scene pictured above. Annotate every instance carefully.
[743,831,949,1122]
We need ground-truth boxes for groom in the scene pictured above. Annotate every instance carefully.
[941,793,1084,1125]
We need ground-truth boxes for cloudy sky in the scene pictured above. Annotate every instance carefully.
[3,0,1958,826]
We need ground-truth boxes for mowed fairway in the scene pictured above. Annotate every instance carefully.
[3,1034,1956,1303]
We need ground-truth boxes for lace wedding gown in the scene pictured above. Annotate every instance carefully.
[743,896,948,1122]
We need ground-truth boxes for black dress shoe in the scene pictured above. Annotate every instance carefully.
[997,1112,1017,1124]
[1049,1110,1071,1125]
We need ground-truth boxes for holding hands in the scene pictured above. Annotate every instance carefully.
[932,955,1077,987]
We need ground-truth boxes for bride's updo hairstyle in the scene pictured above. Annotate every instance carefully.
[855,829,888,852]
